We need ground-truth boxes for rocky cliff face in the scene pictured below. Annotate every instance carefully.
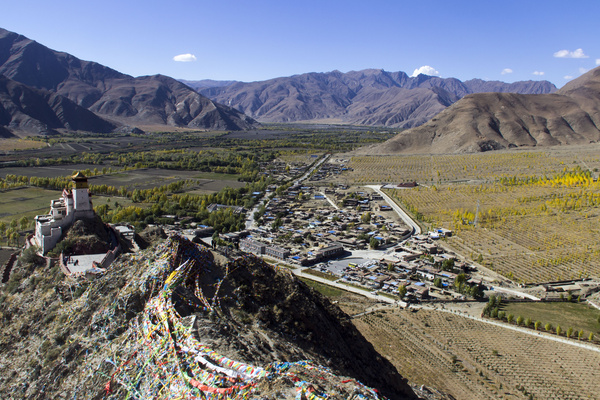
[0,235,417,399]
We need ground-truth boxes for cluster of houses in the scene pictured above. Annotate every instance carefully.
[249,185,414,263]
[333,235,476,300]
[212,179,482,301]
[257,160,311,181]
[308,159,351,182]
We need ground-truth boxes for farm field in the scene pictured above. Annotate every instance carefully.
[500,301,600,336]
[0,138,46,152]
[339,146,600,284]
[344,145,600,184]
[0,186,136,245]
[354,308,600,400]
[0,187,63,223]
[0,164,109,179]
[90,169,245,191]
[385,177,600,283]
[0,165,245,192]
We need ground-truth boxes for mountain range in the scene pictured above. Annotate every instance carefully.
[0,28,257,136]
[193,69,556,128]
[365,66,600,154]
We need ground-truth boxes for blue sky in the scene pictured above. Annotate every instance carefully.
[2,0,598,87]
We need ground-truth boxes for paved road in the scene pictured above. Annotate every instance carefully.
[294,154,331,186]
[488,286,541,301]
[365,185,422,235]
[320,191,339,210]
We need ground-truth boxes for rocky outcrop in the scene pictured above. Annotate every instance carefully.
[0,235,417,399]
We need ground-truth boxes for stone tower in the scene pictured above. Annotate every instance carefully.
[72,171,92,213]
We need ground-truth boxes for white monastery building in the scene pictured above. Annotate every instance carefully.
[34,172,95,254]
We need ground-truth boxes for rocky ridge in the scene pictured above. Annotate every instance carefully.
[195,69,556,128]
[0,235,417,399]
[365,66,600,154]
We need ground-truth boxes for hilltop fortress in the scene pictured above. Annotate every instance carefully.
[34,172,95,254]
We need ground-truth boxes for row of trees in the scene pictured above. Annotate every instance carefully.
[483,295,596,341]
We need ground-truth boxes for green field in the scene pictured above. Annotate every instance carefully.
[0,187,136,245]
[501,301,600,334]
[299,278,345,297]
[0,187,60,223]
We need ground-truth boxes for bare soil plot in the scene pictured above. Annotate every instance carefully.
[354,308,600,400]
[0,139,46,152]
[0,248,14,265]
[278,152,324,164]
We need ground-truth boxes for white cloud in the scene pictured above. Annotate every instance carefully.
[553,48,588,58]
[564,75,574,80]
[532,71,545,76]
[596,58,600,66]
[501,68,513,75]
[173,53,197,62]
[579,67,590,74]
[410,65,440,77]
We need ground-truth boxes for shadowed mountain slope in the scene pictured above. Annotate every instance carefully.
[0,74,116,135]
[364,67,600,154]
[0,28,257,133]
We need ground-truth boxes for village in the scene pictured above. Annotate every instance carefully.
[17,158,599,306]
[203,157,483,303]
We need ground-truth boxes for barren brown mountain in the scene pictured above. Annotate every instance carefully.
[0,28,257,134]
[196,69,556,128]
[0,74,116,136]
[365,67,600,154]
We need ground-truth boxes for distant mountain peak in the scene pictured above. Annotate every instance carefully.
[366,66,600,154]
[193,68,556,129]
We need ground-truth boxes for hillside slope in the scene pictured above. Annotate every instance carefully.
[365,67,600,154]
[0,74,116,135]
[197,69,556,128]
[0,235,417,399]
[0,28,257,132]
